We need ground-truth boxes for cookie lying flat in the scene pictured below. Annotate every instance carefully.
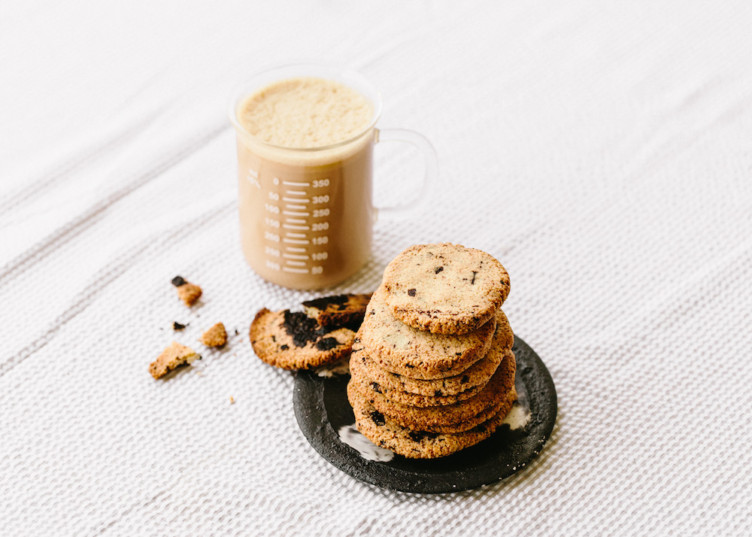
[382,243,510,335]
[349,383,517,459]
[352,316,512,400]
[350,348,482,407]
[303,293,372,328]
[359,286,498,379]
[149,341,199,379]
[349,351,516,432]
[250,309,356,370]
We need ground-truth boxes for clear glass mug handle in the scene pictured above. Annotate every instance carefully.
[374,128,438,219]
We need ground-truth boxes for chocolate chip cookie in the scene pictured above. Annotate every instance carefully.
[250,308,356,370]
[349,351,516,432]
[382,243,510,334]
[359,286,498,379]
[349,383,517,458]
[353,314,513,398]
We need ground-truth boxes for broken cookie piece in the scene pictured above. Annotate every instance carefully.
[200,322,227,348]
[149,341,199,379]
[172,275,202,306]
[302,293,373,328]
[250,308,357,370]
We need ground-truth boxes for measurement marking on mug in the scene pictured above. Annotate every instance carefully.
[283,267,309,274]
[286,232,307,238]
[286,205,307,210]
[283,224,310,230]
[283,253,309,260]
[286,190,307,196]
[283,238,310,245]
[283,197,310,203]
[285,218,306,224]
[285,246,306,252]
[282,181,310,187]
[285,260,307,267]
[283,210,309,217]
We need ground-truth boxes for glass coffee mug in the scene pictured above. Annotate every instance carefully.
[229,63,437,289]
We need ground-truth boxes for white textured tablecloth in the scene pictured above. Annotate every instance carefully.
[2,1,752,535]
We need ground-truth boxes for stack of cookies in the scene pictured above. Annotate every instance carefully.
[347,243,517,459]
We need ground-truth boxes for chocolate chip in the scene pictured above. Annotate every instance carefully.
[434,390,442,397]
[280,344,289,350]
[370,411,385,426]
[301,294,349,310]
[282,310,322,347]
[171,276,186,287]
[470,271,478,285]
[408,430,438,442]
[461,375,470,384]
[434,266,444,274]
[172,321,187,331]
[316,337,339,351]
[371,382,382,394]
[407,288,416,297]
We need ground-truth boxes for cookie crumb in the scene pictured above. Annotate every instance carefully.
[149,341,199,379]
[173,321,187,331]
[229,396,235,405]
[200,323,227,348]
[176,282,202,306]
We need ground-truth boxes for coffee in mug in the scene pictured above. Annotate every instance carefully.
[230,63,436,289]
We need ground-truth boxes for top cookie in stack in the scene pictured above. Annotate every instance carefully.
[347,243,516,459]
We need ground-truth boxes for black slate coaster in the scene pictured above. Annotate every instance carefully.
[293,336,557,494]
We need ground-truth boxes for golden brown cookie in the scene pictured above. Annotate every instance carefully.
[358,286,499,379]
[200,323,227,348]
[172,275,202,306]
[302,293,373,328]
[149,341,199,379]
[250,308,356,370]
[382,244,510,334]
[349,383,517,459]
[350,348,483,407]
[351,323,512,401]
[348,351,516,432]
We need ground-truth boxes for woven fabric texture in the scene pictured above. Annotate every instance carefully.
[1,1,751,535]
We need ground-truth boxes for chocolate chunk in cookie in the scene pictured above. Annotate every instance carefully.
[302,293,372,329]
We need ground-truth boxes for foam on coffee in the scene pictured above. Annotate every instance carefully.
[239,77,373,149]
[234,77,376,289]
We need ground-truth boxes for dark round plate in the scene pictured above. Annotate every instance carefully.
[293,336,557,494]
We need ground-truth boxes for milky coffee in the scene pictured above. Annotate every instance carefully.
[234,77,375,289]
